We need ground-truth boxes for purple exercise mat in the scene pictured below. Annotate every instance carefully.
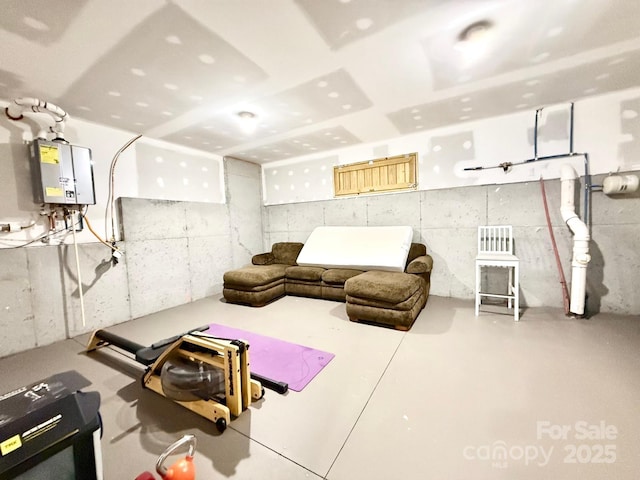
[206,324,334,392]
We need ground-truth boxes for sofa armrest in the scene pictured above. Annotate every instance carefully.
[252,252,275,265]
[406,255,433,274]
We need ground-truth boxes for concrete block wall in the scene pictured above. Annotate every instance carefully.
[0,157,263,358]
[263,170,640,316]
[225,158,264,268]
[118,198,232,319]
[117,157,263,320]
[0,243,129,358]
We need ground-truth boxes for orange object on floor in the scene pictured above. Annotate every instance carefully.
[135,435,196,480]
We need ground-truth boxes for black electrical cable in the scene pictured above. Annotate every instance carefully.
[6,225,70,249]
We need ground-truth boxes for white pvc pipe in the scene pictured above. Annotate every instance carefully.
[71,212,87,328]
[560,164,591,316]
[5,97,68,140]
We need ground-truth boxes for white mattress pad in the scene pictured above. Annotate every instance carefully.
[296,226,413,272]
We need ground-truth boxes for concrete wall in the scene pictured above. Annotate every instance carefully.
[0,158,263,358]
[0,243,129,358]
[225,157,264,267]
[263,170,640,316]
[118,198,231,319]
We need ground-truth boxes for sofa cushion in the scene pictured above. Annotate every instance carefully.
[345,270,422,304]
[406,243,427,264]
[272,242,304,265]
[223,284,285,307]
[406,255,433,274]
[347,287,423,310]
[285,265,326,281]
[252,252,275,265]
[224,264,288,287]
[322,268,364,285]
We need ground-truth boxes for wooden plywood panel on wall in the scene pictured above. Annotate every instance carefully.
[333,153,417,196]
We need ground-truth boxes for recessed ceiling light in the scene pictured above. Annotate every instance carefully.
[198,54,215,64]
[23,16,49,31]
[356,18,373,31]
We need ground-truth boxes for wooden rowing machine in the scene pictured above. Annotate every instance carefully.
[86,327,263,433]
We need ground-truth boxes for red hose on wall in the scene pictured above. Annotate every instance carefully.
[540,177,570,315]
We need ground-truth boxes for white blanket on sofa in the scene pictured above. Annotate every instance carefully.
[296,226,413,272]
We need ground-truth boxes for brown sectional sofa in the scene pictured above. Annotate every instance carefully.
[222,241,433,330]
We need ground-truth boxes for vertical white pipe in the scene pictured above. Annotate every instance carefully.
[560,165,591,316]
[71,212,87,328]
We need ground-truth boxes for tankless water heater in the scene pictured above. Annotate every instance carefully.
[29,139,96,205]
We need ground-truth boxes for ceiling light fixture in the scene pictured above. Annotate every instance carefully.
[457,20,493,44]
[455,20,494,64]
[237,111,257,134]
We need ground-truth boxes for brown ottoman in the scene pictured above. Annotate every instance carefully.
[344,271,427,330]
[223,264,289,306]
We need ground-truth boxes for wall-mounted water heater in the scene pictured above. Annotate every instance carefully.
[29,139,96,205]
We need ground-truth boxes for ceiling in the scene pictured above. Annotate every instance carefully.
[1,0,639,165]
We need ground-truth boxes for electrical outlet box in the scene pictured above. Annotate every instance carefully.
[29,139,96,205]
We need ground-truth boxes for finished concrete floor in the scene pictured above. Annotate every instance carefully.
[0,295,638,479]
